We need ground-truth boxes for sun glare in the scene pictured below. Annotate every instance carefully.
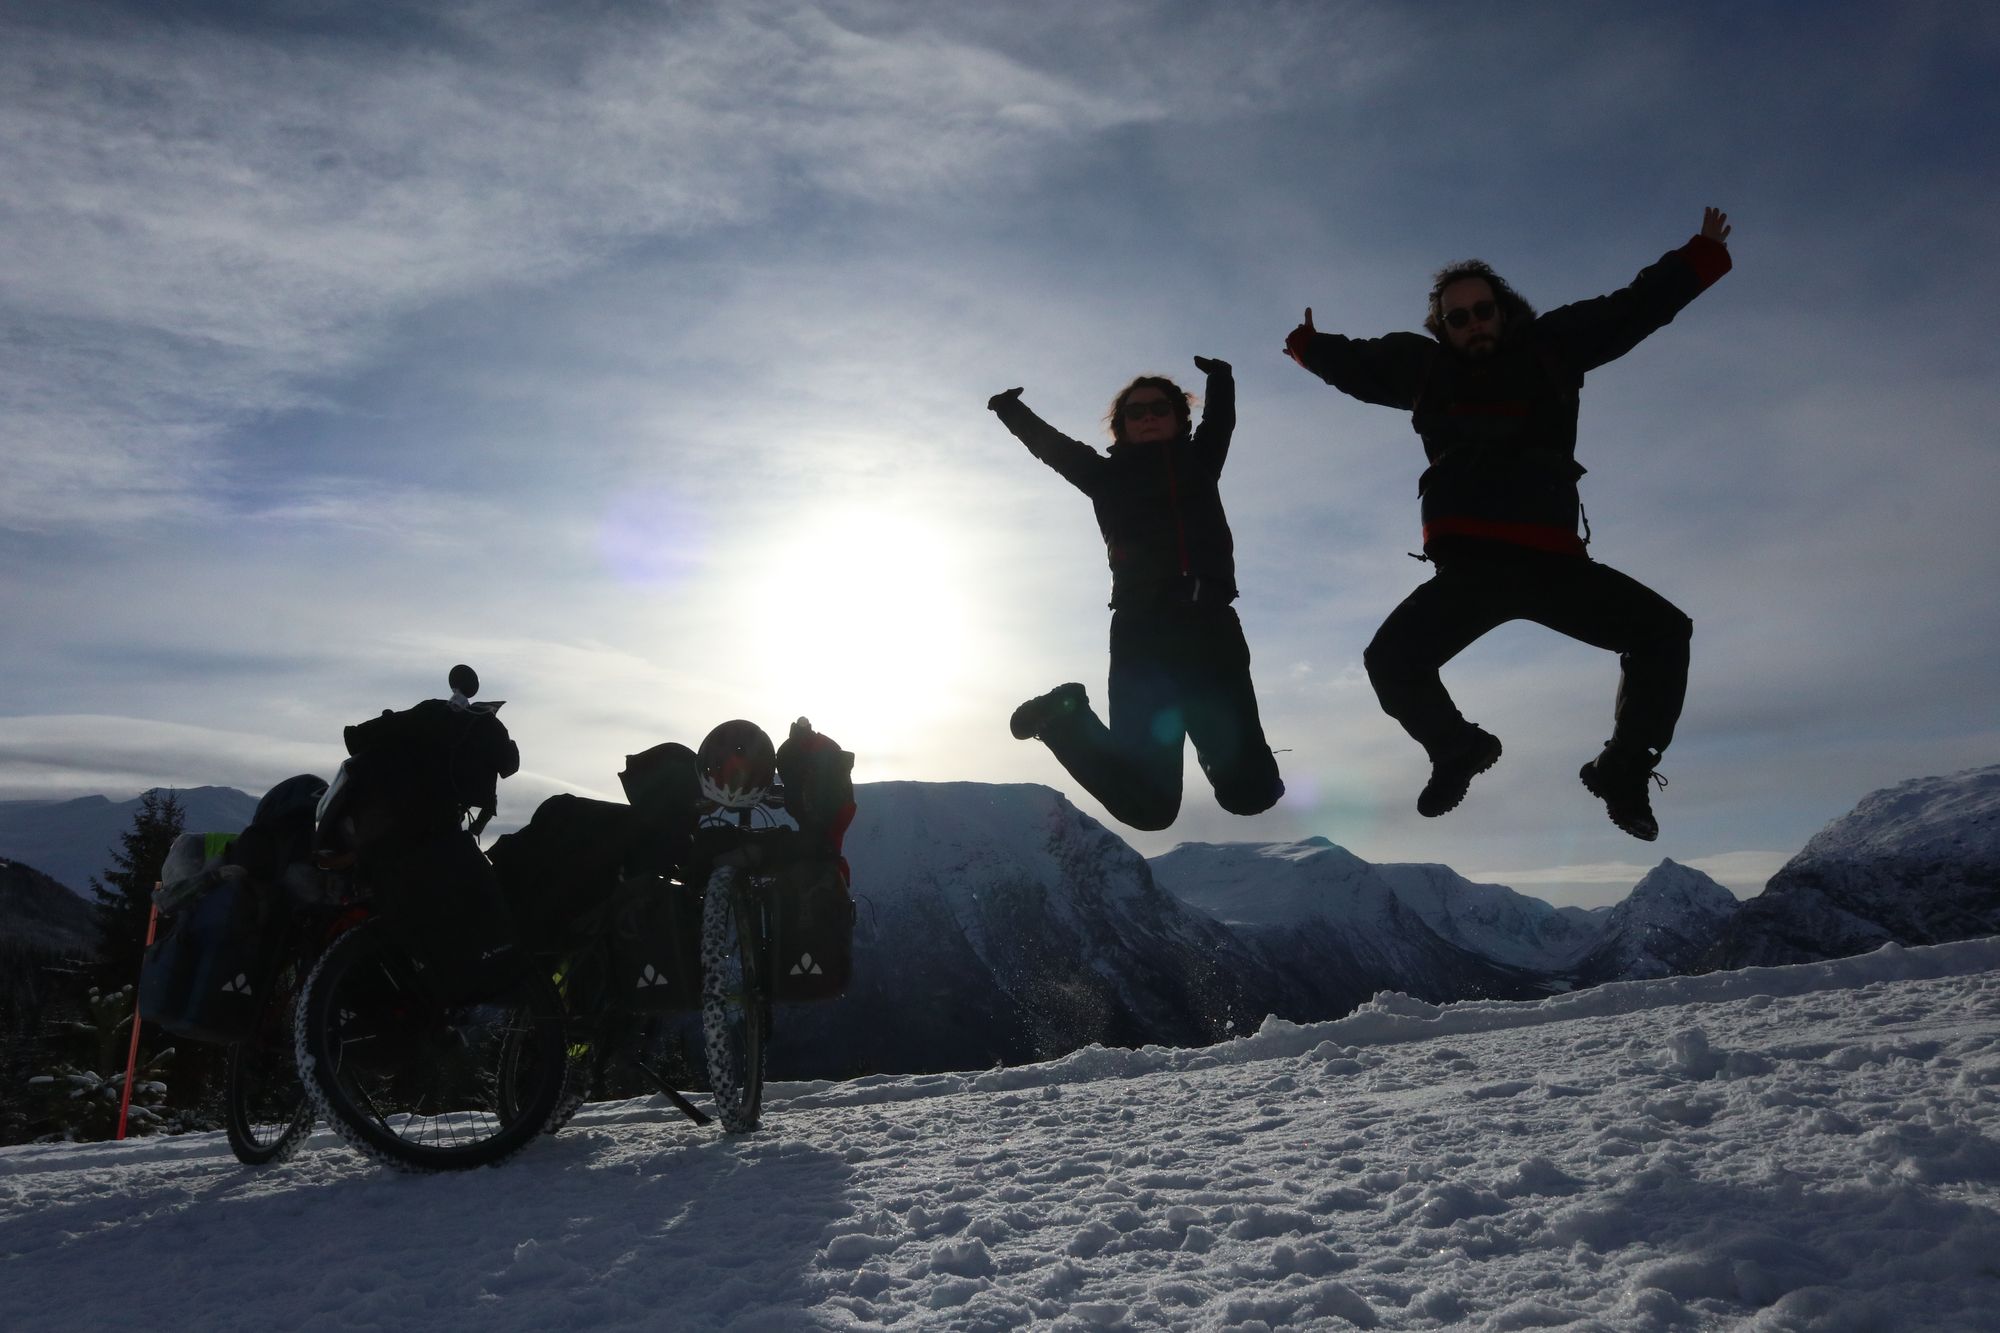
[741,507,979,762]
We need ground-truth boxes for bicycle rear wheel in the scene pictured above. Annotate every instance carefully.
[223,955,313,1166]
[699,866,769,1133]
[294,920,568,1172]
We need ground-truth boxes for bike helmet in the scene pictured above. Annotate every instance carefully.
[697,719,776,809]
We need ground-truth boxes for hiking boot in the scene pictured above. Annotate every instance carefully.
[1579,743,1667,842]
[1009,682,1088,740]
[1416,724,1502,817]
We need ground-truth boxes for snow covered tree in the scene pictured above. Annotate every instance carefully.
[24,984,173,1141]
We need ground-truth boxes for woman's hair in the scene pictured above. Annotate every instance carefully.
[1104,375,1196,445]
[1423,260,1538,339]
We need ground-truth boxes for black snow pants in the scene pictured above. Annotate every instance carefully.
[1040,602,1284,831]
[1364,546,1692,759]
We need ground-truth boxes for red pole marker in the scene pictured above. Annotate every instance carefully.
[116,901,161,1141]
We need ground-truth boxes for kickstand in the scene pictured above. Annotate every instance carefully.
[633,1059,713,1126]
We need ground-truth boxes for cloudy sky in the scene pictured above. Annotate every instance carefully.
[3,0,1995,908]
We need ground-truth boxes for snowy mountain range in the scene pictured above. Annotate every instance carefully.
[772,782,1290,1078]
[1370,860,1604,972]
[0,858,95,959]
[3,766,1996,1078]
[1711,764,2000,968]
[1147,838,1556,1016]
[0,787,258,896]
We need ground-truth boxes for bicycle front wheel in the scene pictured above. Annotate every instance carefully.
[699,866,768,1133]
[223,955,313,1167]
[294,920,568,1172]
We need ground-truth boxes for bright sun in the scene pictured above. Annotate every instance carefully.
[740,507,978,762]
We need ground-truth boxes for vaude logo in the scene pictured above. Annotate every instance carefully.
[637,964,670,988]
[220,974,253,995]
[789,953,823,977]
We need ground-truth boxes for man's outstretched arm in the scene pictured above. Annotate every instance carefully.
[1283,307,1433,409]
[1539,206,1734,372]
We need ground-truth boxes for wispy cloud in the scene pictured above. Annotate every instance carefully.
[0,1,1170,528]
[0,714,329,799]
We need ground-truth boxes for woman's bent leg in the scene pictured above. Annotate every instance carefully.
[1180,608,1284,817]
[1040,612,1186,830]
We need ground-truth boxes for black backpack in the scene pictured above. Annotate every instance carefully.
[344,699,520,835]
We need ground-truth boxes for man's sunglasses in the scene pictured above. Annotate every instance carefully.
[1442,299,1499,329]
[1122,399,1178,420]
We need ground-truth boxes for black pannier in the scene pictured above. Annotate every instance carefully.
[490,793,690,951]
[766,856,855,1003]
[598,875,706,1013]
[490,794,633,948]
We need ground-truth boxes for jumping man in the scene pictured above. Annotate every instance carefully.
[1285,208,1733,840]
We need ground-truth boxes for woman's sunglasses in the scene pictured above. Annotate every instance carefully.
[1122,399,1178,420]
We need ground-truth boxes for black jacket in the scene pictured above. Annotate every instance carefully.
[996,366,1238,609]
[1294,236,1730,559]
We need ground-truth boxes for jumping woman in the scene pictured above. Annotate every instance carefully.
[989,357,1284,831]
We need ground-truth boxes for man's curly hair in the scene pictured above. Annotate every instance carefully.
[1424,260,1537,340]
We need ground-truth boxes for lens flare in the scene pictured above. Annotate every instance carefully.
[598,488,706,586]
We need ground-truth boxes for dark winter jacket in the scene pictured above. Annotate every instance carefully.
[1293,236,1731,560]
[995,365,1239,609]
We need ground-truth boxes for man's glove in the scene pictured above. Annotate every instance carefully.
[1283,308,1317,368]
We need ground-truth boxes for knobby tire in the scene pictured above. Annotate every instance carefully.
[293,919,568,1172]
[700,865,768,1133]
[222,955,314,1167]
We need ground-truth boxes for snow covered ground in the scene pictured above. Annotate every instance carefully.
[5,941,1999,1332]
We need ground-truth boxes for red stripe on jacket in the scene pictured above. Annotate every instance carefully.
[1423,516,1588,558]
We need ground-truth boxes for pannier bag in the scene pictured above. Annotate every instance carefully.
[766,856,855,1003]
[490,792,694,953]
[600,875,706,1013]
[490,794,636,949]
[139,771,329,1042]
[140,832,283,1044]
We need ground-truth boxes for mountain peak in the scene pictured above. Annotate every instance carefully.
[1713,764,2000,970]
[1628,859,1736,909]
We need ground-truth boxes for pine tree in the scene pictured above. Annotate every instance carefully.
[90,789,185,996]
